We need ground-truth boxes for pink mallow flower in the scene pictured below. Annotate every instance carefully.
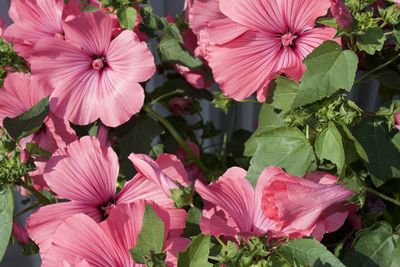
[169,97,192,116]
[195,166,355,240]
[0,18,5,37]
[394,112,400,130]
[196,0,337,101]
[261,167,357,240]
[30,11,155,127]
[4,0,65,58]
[330,0,353,28]
[0,73,77,188]
[42,201,190,267]
[176,140,205,182]
[27,136,188,255]
[12,221,29,244]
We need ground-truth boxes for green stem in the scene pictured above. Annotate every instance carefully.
[14,202,40,217]
[366,187,400,206]
[22,175,52,205]
[144,105,208,173]
[151,89,184,105]
[355,53,400,85]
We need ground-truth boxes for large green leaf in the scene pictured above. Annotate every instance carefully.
[130,205,165,263]
[0,186,14,261]
[244,104,284,156]
[354,119,400,187]
[293,41,358,108]
[177,235,212,267]
[117,6,137,30]
[270,77,300,113]
[158,36,203,69]
[357,27,386,55]
[343,221,400,267]
[275,238,345,267]
[315,122,345,174]
[246,128,316,186]
[3,96,49,139]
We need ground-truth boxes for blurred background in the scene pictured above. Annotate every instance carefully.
[0,0,381,266]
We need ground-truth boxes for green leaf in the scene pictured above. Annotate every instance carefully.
[81,5,99,12]
[158,36,203,69]
[338,123,369,163]
[276,238,345,267]
[357,27,386,55]
[117,7,137,30]
[177,235,212,267]
[315,122,345,174]
[354,119,400,187]
[130,204,165,263]
[246,128,316,186]
[270,76,300,113]
[244,104,284,156]
[26,143,51,159]
[293,41,358,108]
[343,221,400,267]
[0,186,14,261]
[184,207,202,237]
[3,96,49,139]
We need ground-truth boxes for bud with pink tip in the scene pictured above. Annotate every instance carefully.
[331,0,353,28]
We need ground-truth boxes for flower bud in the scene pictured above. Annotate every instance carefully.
[12,221,29,244]
[169,97,192,116]
[330,0,353,28]
[394,112,400,130]
[19,149,31,164]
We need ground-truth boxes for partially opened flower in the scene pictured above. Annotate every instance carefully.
[42,201,190,267]
[4,0,65,58]
[330,0,353,28]
[0,73,76,187]
[394,112,400,130]
[261,167,355,240]
[195,167,278,238]
[27,137,188,254]
[197,0,337,101]
[30,11,155,127]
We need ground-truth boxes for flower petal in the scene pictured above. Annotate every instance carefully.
[156,154,190,187]
[189,0,225,34]
[44,136,118,205]
[27,202,102,254]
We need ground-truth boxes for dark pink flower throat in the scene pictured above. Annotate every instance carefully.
[281,32,297,47]
[92,57,106,71]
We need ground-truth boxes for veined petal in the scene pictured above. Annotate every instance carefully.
[27,202,102,254]
[205,18,248,45]
[164,238,190,267]
[206,31,282,100]
[62,11,112,56]
[295,27,338,59]
[200,205,240,237]
[189,0,225,34]
[195,167,255,232]
[156,154,190,187]
[219,0,287,33]
[44,136,118,205]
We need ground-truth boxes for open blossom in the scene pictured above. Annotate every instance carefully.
[4,0,65,58]
[195,166,355,240]
[42,201,190,267]
[195,0,337,101]
[330,0,353,28]
[27,136,188,254]
[30,11,155,127]
[261,167,356,240]
[394,112,400,130]
[0,73,76,188]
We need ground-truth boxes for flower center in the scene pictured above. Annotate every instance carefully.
[99,199,115,220]
[54,32,65,40]
[281,32,297,48]
[92,57,106,71]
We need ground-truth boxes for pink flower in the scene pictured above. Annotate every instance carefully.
[42,201,190,267]
[27,136,188,254]
[4,0,65,58]
[196,0,337,101]
[176,141,205,182]
[169,97,192,116]
[394,112,400,130]
[330,0,353,28]
[0,18,5,37]
[195,167,278,238]
[189,0,225,35]
[30,11,155,127]
[261,167,355,240]
[12,221,29,244]
[0,73,76,188]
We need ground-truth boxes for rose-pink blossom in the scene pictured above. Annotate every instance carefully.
[12,221,29,244]
[193,0,338,101]
[394,112,400,130]
[330,0,353,28]
[30,11,155,127]
[262,167,356,240]
[169,97,192,116]
[42,201,190,267]
[27,136,188,254]
[0,19,5,37]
